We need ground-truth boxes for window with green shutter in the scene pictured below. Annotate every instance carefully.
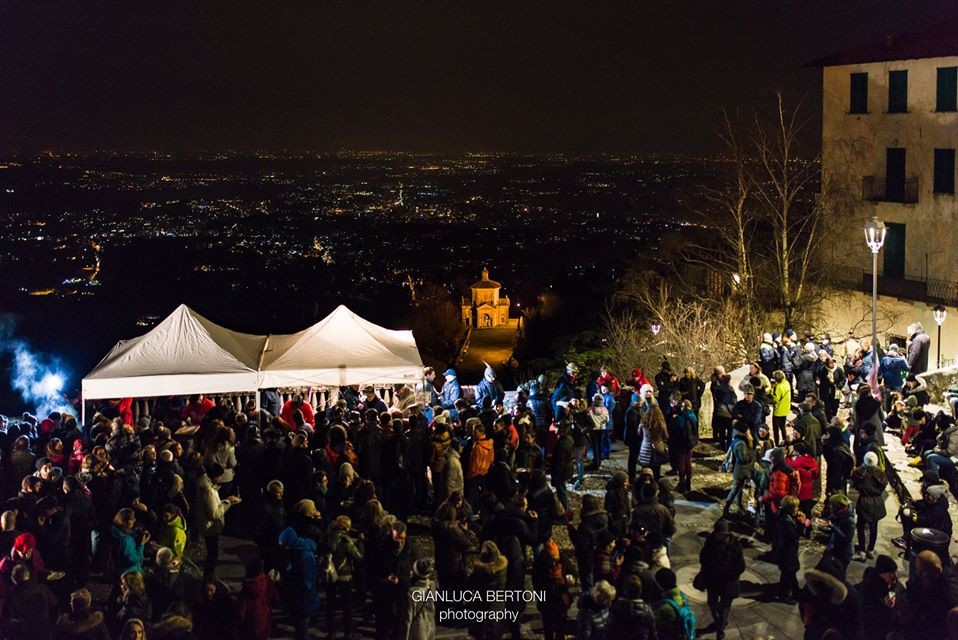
[888,70,908,113]
[934,148,955,194]
[850,73,868,113]
[937,67,957,112]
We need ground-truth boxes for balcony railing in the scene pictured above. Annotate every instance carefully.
[862,175,919,203]
[862,273,928,299]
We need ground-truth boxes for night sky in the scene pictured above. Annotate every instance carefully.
[2,1,957,154]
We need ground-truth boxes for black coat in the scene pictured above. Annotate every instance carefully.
[699,532,745,596]
[551,431,575,483]
[433,520,472,586]
[776,513,802,572]
[851,467,887,523]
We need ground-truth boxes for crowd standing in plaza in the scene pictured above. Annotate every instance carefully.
[0,323,955,640]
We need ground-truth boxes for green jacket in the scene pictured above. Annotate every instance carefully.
[328,528,364,582]
[772,380,792,418]
[654,587,690,640]
[156,515,187,561]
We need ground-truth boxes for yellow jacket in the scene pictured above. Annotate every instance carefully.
[772,380,792,418]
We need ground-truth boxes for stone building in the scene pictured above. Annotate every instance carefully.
[461,267,511,328]
[813,25,958,366]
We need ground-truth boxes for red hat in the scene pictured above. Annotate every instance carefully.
[39,419,56,434]
[13,532,36,554]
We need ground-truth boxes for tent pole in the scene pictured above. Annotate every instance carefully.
[81,396,86,430]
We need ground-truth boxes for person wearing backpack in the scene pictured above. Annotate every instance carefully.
[698,520,745,640]
[653,568,697,640]
[721,423,755,518]
[324,515,364,639]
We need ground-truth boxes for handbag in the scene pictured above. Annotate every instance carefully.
[692,570,708,591]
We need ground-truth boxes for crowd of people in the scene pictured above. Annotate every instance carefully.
[0,327,955,640]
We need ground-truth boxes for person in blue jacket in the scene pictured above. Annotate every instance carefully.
[278,527,321,640]
[439,369,462,413]
[880,344,910,398]
[475,363,504,412]
[551,362,579,419]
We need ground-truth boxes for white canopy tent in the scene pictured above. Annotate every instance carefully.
[259,304,425,387]
[81,303,424,422]
[81,304,267,403]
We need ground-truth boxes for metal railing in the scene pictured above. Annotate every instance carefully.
[827,266,958,306]
[862,175,919,203]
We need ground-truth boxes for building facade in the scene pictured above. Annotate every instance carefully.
[461,267,511,328]
[814,27,958,367]
[819,27,958,295]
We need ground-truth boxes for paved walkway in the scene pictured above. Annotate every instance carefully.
[457,320,518,381]
[208,427,925,640]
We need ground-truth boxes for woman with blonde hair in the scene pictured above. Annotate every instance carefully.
[119,618,146,640]
[112,572,150,636]
[678,366,706,415]
[637,405,668,479]
[325,514,364,638]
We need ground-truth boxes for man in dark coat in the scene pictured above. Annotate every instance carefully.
[282,434,314,508]
[6,564,58,640]
[856,555,902,640]
[372,522,412,640]
[907,322,931,375]
[699,520,745,640]
[551,363,578,419]
[551,421,575,513]
[355,413,384,489]
[732,384,765,441]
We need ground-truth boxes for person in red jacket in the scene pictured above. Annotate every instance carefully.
[758,448,801,547]
[788,443,820,521]
[596,366,621,396]
[181,394,215,424]
[236,556,279,640]
[280,395,315,430]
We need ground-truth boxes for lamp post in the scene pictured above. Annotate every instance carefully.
[651,323,661,337]
[865,217,887,378]
[934,304,947,368]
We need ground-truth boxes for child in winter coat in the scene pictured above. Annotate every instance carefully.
[777,496,808,604]
[577,580,616,640]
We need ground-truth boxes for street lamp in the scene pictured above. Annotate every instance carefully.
[651,323,661,337]
[864,217,886,387]
[934,304,947,368]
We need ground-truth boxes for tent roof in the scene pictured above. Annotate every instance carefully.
[259,305,424,387]
[82,303,425,398]
[82,305,266,399]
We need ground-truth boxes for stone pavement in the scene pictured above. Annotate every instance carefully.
[208,429,925,639]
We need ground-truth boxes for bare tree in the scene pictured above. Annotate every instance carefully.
[751,92,827,330]
[611,277,751,374]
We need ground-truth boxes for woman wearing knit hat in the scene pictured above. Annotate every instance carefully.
[825,493,855,571]
[851,451,888,561]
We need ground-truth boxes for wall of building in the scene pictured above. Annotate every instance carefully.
[817,289,958,367]
[822,56,958,281]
